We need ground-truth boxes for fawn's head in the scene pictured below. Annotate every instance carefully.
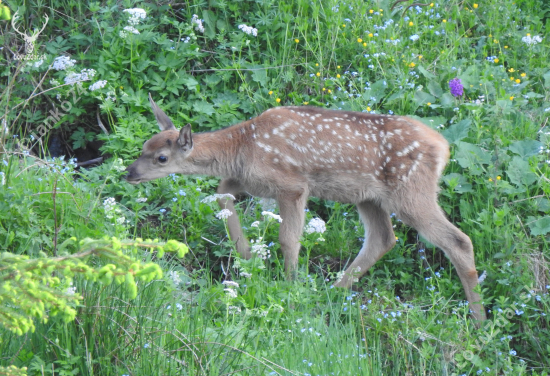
[125,94,193,184]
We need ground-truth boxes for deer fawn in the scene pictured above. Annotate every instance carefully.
[125,94,486,321]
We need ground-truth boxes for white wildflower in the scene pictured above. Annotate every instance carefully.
[66,282,77,295]
[238,24,258,36]
[250,240,270,259]
[305,217,326,234]
[169,271,182,286]
[251,221,260,228]
[52,56,76,71]
[201,193,236,203]
[228,305,242,314]
[33,59,44,68]
[192,14,205,33]
[409,34,419,41]
[0,172,5,186]
[216,209,233,219]
[136,197,148,203]
[123,8,147,25]
[240,272,252,278]
[478,270,487,283]
[522,35,542,45]
[224,288,238,298]
[262,211,282,223]
[222,280,239,288]
[123,25,140,35]
[89,80,107,91]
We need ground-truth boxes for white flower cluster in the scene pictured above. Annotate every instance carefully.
[66,282,77,295]
[53,56,76,71]
[223,280,239,298]
[409,34,419,41]
[216,209,233,219]
[192,14,205,33]
[64,68,97,85]
[169,271,182,286]
[262,211,282,222]
[103,197,126,225]
[201,193,236,203]
[238,24,258,37]
[305,217,326,234]
[251,239,270,259]
[521,35,542,45]
[89,80,107,91]
[123,25,140,35]
[123,8,146,25]
[112,158,126,172]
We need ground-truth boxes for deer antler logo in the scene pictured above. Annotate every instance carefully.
[11,10,49,58]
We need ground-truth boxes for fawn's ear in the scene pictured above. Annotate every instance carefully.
[178,124,193,151]
[149,93,176,131]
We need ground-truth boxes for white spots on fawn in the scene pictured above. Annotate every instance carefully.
[240,128,246,134]
[251,124,256,131]
[227,133,233,139]
[263,133,270,139]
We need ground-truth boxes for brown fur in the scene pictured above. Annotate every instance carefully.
[126,95,486,321]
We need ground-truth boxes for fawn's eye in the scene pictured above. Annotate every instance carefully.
[158,156,168,163]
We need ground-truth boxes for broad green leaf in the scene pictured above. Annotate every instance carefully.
[418,65,436,79]
[366,79,388,101]
[442,119,471,144]
[386,89,405,103]
[442,172,472,193]
[454,141,491,175]
[535,198,550,213]
[427,80,443,98]
[251,68,268,87]
[527,216,550,236]
[542,70,550,88]
[413,90,435,105]
[193,101,215,116]
[508,139,543,159]
[507,156,537,186]
[183,77,199,91]
[440,93,455,108]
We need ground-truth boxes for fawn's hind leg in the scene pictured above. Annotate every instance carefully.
[334,201,396,288]
[398,200,486,321]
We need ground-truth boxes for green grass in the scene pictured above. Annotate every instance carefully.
[1,0,550,374]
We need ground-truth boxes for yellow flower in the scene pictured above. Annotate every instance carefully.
[315,63,319,66]
[120,86,123,89]
[295,38,299,43]
[527,33,531,36]
[409,62,415,68]
[368,33,373,37]
[367,106,371,111]
[303,101,309,105]
[322,87,326,91]
[494,58,499,63]
[430,2,434,6]
[369,9,373,13]
[497,176,501,180]
[427,102,431,106]
[363,42,367,47]
[508,68,515,72]
[488,178,493,182]
[520,73,526,77]
[337,65,341,69]
[316,72,320,77]
[379,9,383,12]
[342,24,346,27]
[276,98,281,103]
[510,77,514,81]
[504,45,508,49]
[509,96,514,100]
[515,79,521,84]
[357,38,363,43]
[409,21,414,26]
[442,19,447,23]
[493,39,498,43]
[473,3,478,8]
[418,55,423,59]
[268,91,273,95]
[328,89,332,93]
[336,74,341,78]
[395,236,399,241]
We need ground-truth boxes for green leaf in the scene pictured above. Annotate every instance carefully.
[251,68,269,87]
[440,93,455,108]
[454,141,491,175]
[442,172,473,193]
[442,119,471,144]
[183,77,199,91]
[542,70,550,88]
[418,65,436,79]
[364,79,388,102]
[427,80,443,98]
[507,156,537,186]
[413,90,436,105]
[193,101,215,116]
[508,139,543,159]
[527,216,550,236]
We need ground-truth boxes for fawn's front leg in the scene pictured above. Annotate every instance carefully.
[277,186,308,279]
[217,178,251,259]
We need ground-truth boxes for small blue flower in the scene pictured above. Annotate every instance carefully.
[160,208,166,214]
[144,343,150,348]
[172,197,178,202]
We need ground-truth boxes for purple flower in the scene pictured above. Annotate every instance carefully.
[449,78,464,97]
